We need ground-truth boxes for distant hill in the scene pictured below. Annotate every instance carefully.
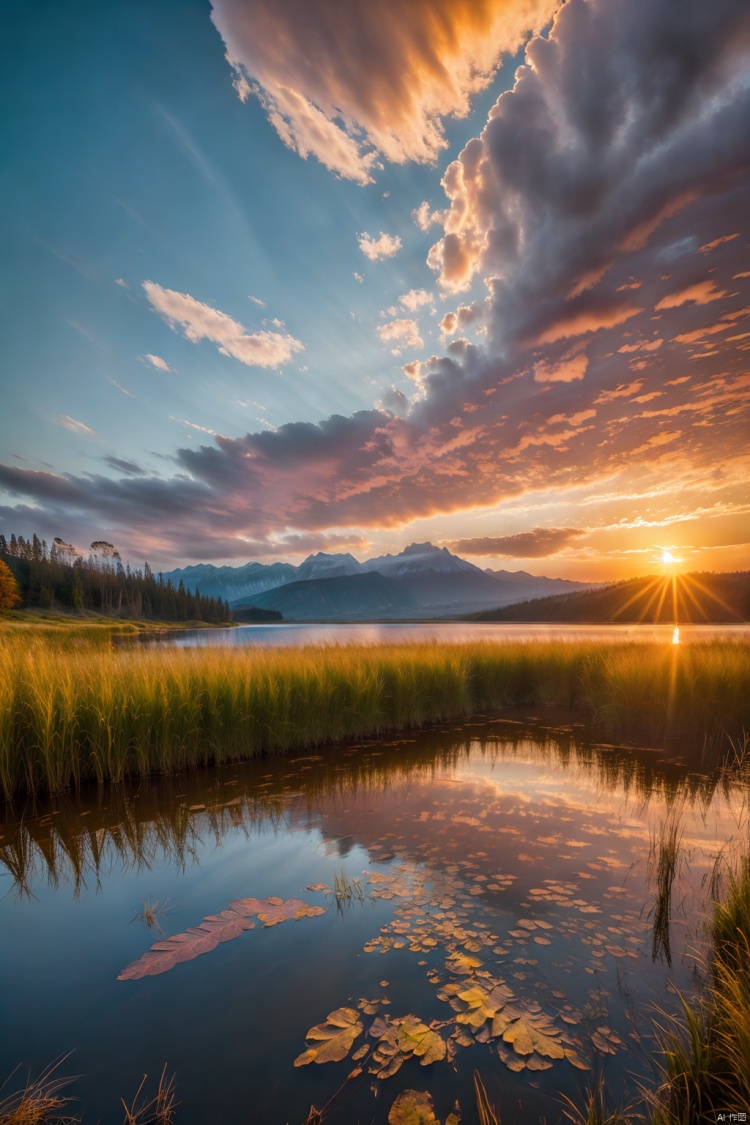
[467,571,750,624]
[242,572,419,620]
[168,541,594,621]
[484,567,601,599]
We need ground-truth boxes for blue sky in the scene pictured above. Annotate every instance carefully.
[2,0,749,578]
[2,0,503,473]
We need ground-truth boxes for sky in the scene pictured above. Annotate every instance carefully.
[1,0,749,581]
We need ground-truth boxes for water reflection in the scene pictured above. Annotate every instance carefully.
[0,714,747,1125]
[153,621,750,649]
[1,715,739,899]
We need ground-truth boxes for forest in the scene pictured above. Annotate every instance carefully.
[0,532,232,623]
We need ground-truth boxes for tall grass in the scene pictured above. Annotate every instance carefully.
[648,803,685,966]
[0,635,748,799]
[649,853,750,1124]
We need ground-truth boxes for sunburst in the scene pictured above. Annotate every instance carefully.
[607,548,741,630]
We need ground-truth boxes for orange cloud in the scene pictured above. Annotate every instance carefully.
[212,0,560,182]
[618,338,663,353]
[534,303,642,345]
[533,352,589,383]
[699,233,739,254]
[655,279,726,309]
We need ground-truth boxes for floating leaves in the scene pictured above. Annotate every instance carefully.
[366,1015,447,1079]
[294,1008,364,1066]
[118,896,325,980]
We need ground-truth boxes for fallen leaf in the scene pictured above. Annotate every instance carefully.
[118,896,324,980]
[297,1008,364,1065]
[388,1090,438,1125]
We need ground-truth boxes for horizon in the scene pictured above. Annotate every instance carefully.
[2,0,749,583]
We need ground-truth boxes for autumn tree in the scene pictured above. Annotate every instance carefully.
[0,559,22,610]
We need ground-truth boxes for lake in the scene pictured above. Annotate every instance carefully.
[162,621,750,648]
[0,713,743,1123]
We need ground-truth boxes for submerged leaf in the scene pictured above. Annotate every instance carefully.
[388,1090,438,1125]
[118,895,324,981]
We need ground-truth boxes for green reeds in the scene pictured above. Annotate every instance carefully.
[0,635,748,800]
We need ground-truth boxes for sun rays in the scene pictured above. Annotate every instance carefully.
[606,551,744,628]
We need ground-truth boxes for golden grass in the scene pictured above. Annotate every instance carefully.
[0,1059,77,1125]
[0,635,748,799]
[649,853,750,1124]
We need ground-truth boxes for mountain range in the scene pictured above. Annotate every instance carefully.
[164,542,593,621]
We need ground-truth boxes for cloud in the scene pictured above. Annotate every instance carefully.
[353,272,364,283]
[440,303,482,335]
[655,279,727,309]
[108,378,134,397]
[427,0,750,354]
[378,386,409,414]
[102,456,145,476]
[358,232,402,261]
[399,288,432,312]
[6,0,750,571]
[449,528,587,557]
[699,234,739,255]
[140,353,174,373]
[412,201,445,231]
[260,83,378,183]
[533,348,588,384]
[617,338,663,354]
[533,301,642,346]
[248,294,267,307]
[211,0,561,181]
[377,318,424,350]
[143,282,304,368]
[56,415,95,435]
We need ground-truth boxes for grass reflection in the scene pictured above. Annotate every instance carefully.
[1,715,746,900]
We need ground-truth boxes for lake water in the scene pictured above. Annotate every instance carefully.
[163,621,750,648]
[1,714,744,1124]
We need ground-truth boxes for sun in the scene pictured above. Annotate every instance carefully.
[661,550,677,566]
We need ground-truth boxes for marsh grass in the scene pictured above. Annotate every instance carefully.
[648,804,686,966]
[473,1071,499,1125]
[0,1059,78,1125]
[561,1076,635,1124]
[120,1067,177,1125]
[647,849,750,1124]
[130,898,172,935]
[1,636,748,799]
[332,867,366,905]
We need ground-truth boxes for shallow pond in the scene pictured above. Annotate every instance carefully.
[0,714,745,1124]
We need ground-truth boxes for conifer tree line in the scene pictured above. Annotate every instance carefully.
[0,532,232,622]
